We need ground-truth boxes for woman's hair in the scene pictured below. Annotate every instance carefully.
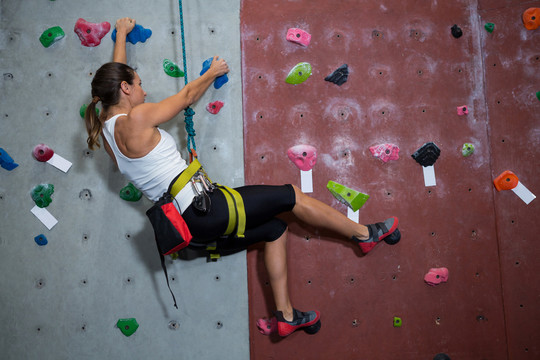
[85,62,135,150]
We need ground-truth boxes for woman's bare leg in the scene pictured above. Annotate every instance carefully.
[264,229,294,321]
[290,185,370,240]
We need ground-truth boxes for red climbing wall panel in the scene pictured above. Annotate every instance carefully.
[241,0,539,359]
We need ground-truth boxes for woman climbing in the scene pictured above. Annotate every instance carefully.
[85,17,401,338]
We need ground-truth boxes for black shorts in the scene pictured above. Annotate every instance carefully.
[181,184,296,251]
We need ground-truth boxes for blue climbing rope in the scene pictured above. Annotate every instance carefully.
[178,0,197,158]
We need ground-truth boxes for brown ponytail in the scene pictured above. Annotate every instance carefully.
[84,62,135,150]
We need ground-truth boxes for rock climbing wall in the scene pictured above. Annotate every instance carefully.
[242,0,539,359]
[0,1,248,359]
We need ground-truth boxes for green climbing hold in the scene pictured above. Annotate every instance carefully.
[39,26,65,48]
[80,104,100,119]
[393,317,402,327]
[163,59,184,78]
[119,183,142,202]
[536,91,540,101]
[31,184,54,208]
[285,62,312,85]
[327,181,369,212]
[484,23,495,33]
[461,143,475,157]
[116,318,139,337]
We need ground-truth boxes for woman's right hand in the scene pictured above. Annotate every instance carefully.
[115,17,136,35]
[209,56,230,77]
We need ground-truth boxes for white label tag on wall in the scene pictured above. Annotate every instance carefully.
[300,169,313,193]
[512,182,536,205]
[347,207,359,222]
[31,206,58,230]
[47,153,72,173]
[423,165,436,187]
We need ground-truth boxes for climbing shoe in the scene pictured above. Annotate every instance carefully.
[354,216,400,254]
[275,308,321,337]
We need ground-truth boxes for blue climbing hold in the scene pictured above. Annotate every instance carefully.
[0,148,18,171]
[34,234,48,246]
[200,57,229,89]
[112,24,152,44]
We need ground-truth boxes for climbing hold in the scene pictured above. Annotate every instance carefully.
[325,64,349,86]
[0,148,19,171]
[39,26,65,48]
[484,22,495,33]
[163,59,184,78]
[206,101,224,114]
[536,91,540,101]
[450,24,462,38]
[80,104,100,118]
[412,142,441,167]
[287,145,317,171]
[285,62,312,85]
[33,144,54,162]
[286,28,311,47]
[457,105,468,116]
[327,181,370,212]
[369,143,400,163]
[74,18,111,47]
[493,170,519,191]
[424,267,449,286]
[393,317,402,327]
[119,183,142,202]
[257,317,277,335]
[31,184,54,208]
[522,8,540,30]
[112,24,152,44]
[34,234,48,246]
[116,318,139,337]
[461,143,475,157]
[200,57,228,89]
[493,170,536,204]
[433,354,451,360]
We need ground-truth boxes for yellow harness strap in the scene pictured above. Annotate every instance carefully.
[170,159,202,198]
[168,159,246,239]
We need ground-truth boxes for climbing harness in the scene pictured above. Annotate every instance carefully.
[178,0,197,161]
[148,159,247,308]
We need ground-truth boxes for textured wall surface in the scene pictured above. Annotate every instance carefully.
[242,0,539,359]
[0,1,247,359]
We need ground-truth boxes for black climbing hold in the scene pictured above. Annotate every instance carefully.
[451,24,462,38]
[325,64,349,86]
[411,142,441,167]
[433,353,451,360]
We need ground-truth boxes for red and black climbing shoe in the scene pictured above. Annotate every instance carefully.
[275,309,321,337]
[354,216,400,254]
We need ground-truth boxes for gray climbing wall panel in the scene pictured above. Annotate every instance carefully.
[242,0,539,359]
[0,1,247,359]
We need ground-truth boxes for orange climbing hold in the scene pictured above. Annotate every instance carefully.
[493,170,519,191]
[522,8,540,30]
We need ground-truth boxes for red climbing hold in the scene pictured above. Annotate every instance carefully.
[286,28,311,47]
[74,18,111,47]
[206,101,224,115]
[457,105,468,116]
[493,170,519,191]
[33,144,54,162]
[369,143,400,163]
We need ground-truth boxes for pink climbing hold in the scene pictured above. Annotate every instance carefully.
[286,28,311,47]
[424,267,449,286]
[369,143,400,163]
[457,105,468,116]
[74,18,111,47]
[256,317,277,335]
[206,101,224,115]
[287,144,317,171]
[33,144,54,162]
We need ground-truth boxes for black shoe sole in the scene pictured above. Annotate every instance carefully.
[304,320,321,334]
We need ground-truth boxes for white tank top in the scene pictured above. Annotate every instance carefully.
[102,114,188,202]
